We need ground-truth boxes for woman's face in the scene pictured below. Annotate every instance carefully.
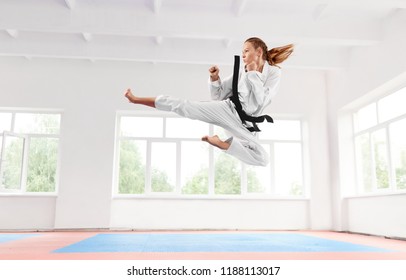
[242,42,261,65]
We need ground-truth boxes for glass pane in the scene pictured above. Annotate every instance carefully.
[274,143,303,196]
[181,141,209,194]
[151,142,176,192]
[26,138,58,192]
[14,113,60,134]
[214,150,241,194]
[213,125,230,140]
[118,140,146,194]
[390,119,406,190]
[0,135,24,190]
[354,103,377,132]
[378,87,406,123]
[372,129,389,189]
[247,144,271,193]
[355,133,372,192]
[259,120,301,141]
[166,118,209,138]
[0,112,12,133]
[120,117,163,138]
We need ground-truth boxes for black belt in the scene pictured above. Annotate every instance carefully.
[229,55,273,132]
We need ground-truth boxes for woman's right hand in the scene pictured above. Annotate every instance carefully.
[209,65,219,81]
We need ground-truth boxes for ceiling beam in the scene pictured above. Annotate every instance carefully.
[5,29,19,38]
[232,0,247,17]
[64,0,75,10]
[0,9,383,48]
[82,33,93,42]
[152,0,162,14]
[0,34,348,70]
[154,36,163,45]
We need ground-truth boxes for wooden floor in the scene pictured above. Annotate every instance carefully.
[1,230,406,260]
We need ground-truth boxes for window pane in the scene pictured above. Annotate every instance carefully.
[0,135,24,190]
[151,142,176,192]
[120,117,163,138]
[166,118,209,138]
[181,141,209,194]
[14,113,60,134]
[118,140,146,194]
[0,113,12,133]
[214,150,241,194]
[213,125,229,140]
[247,144,271,193]
[390,119,406,190]
[355,133,372,192]
[26,138,58,192]
[354,103,377,132]
[372,129,389,189]
[378,87,406,123]
[274,143,303,196]
[258,120,301,140]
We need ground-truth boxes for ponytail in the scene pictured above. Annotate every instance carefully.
[267,44,294,67]
[245,37,294,67]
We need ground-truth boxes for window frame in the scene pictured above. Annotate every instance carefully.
[0,109,62,195]
[352,87,406,195]
[113,111,307,199]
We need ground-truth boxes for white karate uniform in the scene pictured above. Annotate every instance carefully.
[155,62,281,166]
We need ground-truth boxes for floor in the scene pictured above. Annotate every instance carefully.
[1,230,406,260]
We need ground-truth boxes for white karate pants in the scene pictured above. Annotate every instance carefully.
[155,95,269,166]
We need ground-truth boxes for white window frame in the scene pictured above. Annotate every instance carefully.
[0,131,28,193]
[113,111,308,199]
[0,109,62,195]
[351,86,406,196]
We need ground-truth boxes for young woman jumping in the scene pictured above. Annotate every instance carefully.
[124,37,293,166]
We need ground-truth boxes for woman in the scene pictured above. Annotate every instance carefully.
[124,37,293,166]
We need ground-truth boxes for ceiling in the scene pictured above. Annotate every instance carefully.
[0,0,405,69]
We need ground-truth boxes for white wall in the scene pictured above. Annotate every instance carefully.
[327,11,406,238]
[0,196,56,230]
[345,194,406,238]
[0,53,330,231]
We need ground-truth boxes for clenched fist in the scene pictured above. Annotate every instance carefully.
[209,65,220,81]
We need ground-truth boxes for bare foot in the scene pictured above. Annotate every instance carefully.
[124,88,137,103]
[201,135,230,150]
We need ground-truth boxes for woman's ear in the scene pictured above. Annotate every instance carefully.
[256,47,263,58]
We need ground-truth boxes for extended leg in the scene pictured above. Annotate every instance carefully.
[125,93,269,166]
[124,89,156,108]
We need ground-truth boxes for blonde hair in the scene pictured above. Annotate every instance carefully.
[245,37,294,67]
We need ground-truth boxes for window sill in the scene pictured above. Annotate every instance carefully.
[0,193,57,197]
[343,190,406,199]
[112,194,309,201]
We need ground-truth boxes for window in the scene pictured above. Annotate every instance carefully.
[114,113,305,198]
[353,86,406,194]
[0,111,61,193]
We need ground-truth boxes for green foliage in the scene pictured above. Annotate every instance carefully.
[214,153,241,194]
[119,140,145,194]
[396,150,406,189]
[2,136,24,189]
[247,168,264,193]
[290,181,303,196]
[182,168,209,194]
[26,138,58,192]
[151,168,174,192]
[119,146,273,196]
[374,140,389,189]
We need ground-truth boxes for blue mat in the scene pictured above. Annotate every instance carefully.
[53,233,392,253]
[0,234,39,243]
